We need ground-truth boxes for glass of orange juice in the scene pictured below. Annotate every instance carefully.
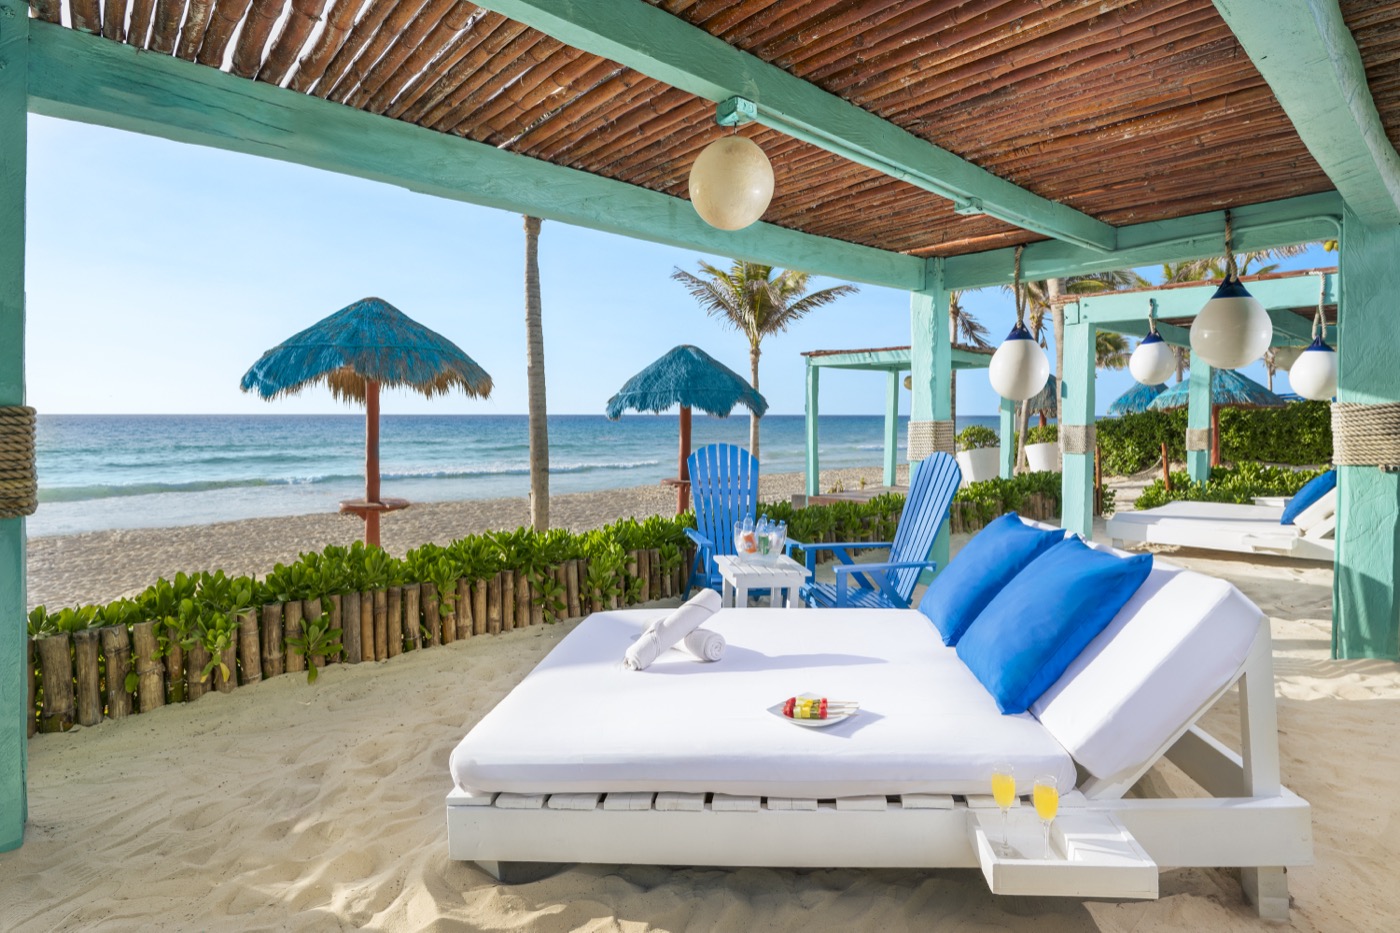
[991,763,1015,855]
[1033,774,1059,859]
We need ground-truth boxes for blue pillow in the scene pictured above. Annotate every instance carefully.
[917,513,1063,646]
[956,537,1153,714]
[1280,469,1336,525]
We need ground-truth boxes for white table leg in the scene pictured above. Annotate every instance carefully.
[794,582,806,608]
[722,578,735,608]
[736,582,750,608]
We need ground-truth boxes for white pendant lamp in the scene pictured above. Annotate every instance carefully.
[1189,210,1272,368]
[1129,307,1176,385]
[988,246,1051,401]
[688,135,774,231]
[1289,274,1338,400]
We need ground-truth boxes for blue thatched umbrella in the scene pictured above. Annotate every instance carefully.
[1149,369,1283,466]
[241,297,492,545]
[1108,382,1168,416]
[606,345,768,513]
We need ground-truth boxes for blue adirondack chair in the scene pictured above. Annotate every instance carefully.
[790,452,961,608]
[684,443,760,597]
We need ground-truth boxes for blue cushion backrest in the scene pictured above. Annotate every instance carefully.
[956,537,1154,714]
[917,513,1063,646]
[1280,469,1336,525]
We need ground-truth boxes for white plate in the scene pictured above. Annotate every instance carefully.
[768,694,858,728]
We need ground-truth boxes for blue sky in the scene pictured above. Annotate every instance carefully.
[24,116,1333,418]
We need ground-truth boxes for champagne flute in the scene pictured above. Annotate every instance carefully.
[990,763,1016,855]
[1033,774,1059,860]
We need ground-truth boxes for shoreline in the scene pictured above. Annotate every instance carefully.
[26,464,909,610]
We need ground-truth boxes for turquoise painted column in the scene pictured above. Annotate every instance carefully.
[998,396,1015,479]
[0,0,29,852]
[910,260,952,574]
[1060,314,1095,538]
[804,359,819,497]
[883,370,899,487]
[1186,352,1213,482]
[1333,206,1400,660]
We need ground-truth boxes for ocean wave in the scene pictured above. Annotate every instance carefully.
[39,460,663,502]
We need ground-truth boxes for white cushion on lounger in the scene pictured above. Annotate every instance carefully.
[1031,557,1264,784]
[450,608,1077,799]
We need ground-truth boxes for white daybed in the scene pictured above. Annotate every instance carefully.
[1106,488,1335,561]
[446,549,1311,919]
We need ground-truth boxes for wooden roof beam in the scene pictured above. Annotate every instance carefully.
[1212,0,1400,227]
[470,0,1118,253]
[23,22,925,292]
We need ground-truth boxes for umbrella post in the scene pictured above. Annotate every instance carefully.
[677,405,692,515]
[1211,405,1220,469]
[366,379,381,547]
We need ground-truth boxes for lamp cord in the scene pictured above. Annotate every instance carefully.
[1146,299,1158,336]
[1013,245,1025,328]
[1223,209,1238,280]
[1314,271,1327,342]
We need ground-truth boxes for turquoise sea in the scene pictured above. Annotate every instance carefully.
[31,413,1000,537]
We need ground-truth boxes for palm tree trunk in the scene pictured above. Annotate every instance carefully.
[1015,399,1031,471]
[523,216,549,532]
[1048,279,1064,425]
[748,342,762,459]
[950,371,957,430]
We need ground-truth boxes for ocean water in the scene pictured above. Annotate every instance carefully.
[31,413,1000,537]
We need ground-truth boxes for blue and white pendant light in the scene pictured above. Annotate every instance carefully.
[1129,304,1177,385]
[1189,210,1273,369]
[988,246,1051,401]
[1289,274,1338,400]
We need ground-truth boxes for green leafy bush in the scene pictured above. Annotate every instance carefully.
[1097,401,1332,476]
[957,424,1000,451]
[1025,424,1058,445]
[1096,409,1188,475]
[1134,462,1328,510]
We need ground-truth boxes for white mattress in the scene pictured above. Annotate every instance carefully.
[450,608,1078,798]
[1106,501,1295,552]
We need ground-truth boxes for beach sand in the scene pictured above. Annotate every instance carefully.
[6,473,1396,931]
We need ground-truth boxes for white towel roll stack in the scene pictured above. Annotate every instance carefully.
[624,590,721,671]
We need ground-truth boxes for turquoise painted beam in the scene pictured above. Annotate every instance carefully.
[1107,319,1193,348]
[1060,318,1096,538]
[1333,206,1400,660]
[1186,353,1213,482]
[945,193,1344,290]
[999,397,1016,480]
[24,24,923,292]
[910,266,952,576]
[1213,0,1400,227]
[1075,273,1338,326]
[804,360,819,498]
[471,0,1116,252]
[805,346,990,372]
[884,371,899,488]
[0,0,27,853]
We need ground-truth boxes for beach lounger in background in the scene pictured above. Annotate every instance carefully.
[684,443,759,598]
[1107,488,1335,561]
[446,533,1310,919]
[790,452,960,608]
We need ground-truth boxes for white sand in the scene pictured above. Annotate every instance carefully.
[6,480,1397,930]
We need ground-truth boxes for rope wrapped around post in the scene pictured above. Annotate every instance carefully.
[0,405,37,518]
[907,419,955,461]
[1185,428,1211,452]
[1060,424,1096,455]
[1332,403,1400,471]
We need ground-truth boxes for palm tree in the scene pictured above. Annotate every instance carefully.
[672,261,858,459]
[949,290,990,428]
[1096,332,1130,369]
[523,216,549,532]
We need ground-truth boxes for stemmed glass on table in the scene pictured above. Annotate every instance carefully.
[990,763,1015,855]
[1033,774,1059,859]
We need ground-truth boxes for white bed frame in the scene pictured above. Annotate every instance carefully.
[446,618,1311,919]
[1107,489,1335,562]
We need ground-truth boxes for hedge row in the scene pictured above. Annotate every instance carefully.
[1097,400,1331,475]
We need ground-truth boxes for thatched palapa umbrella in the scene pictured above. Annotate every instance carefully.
[1108,382,1168,416]
[606,345,768,514]
[241,297,493,546]
[1026,373,1058,426]
[1149,369,1284,467]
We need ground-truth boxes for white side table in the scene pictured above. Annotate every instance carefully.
[713,554,810,608]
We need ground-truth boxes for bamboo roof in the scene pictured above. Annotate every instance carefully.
[32,1,1400,259]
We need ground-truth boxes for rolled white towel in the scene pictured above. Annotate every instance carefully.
[624,589,721,671]
[679,628,726,662]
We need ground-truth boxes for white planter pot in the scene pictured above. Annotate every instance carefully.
[1025,442,1062,474]
[956,447,1002,484]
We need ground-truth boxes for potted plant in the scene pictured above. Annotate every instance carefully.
[955,425,1001,483]
[1024,424,1061,473]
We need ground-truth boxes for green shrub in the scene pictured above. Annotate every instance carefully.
[1134,461,1328,510]
[1025,424,1058,445]
[956,425,999,451]
[1097,401,1332,476]
[1096,409,1187,475]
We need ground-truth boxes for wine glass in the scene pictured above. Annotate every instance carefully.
[990,763,1015,855]
[1033,774,1059,859]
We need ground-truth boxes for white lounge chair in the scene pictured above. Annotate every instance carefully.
[445,534,1310,919]
[1106,488,1335,561]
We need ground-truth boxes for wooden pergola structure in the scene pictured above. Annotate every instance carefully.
[3,1,1399,874]
[801,343,993,492]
